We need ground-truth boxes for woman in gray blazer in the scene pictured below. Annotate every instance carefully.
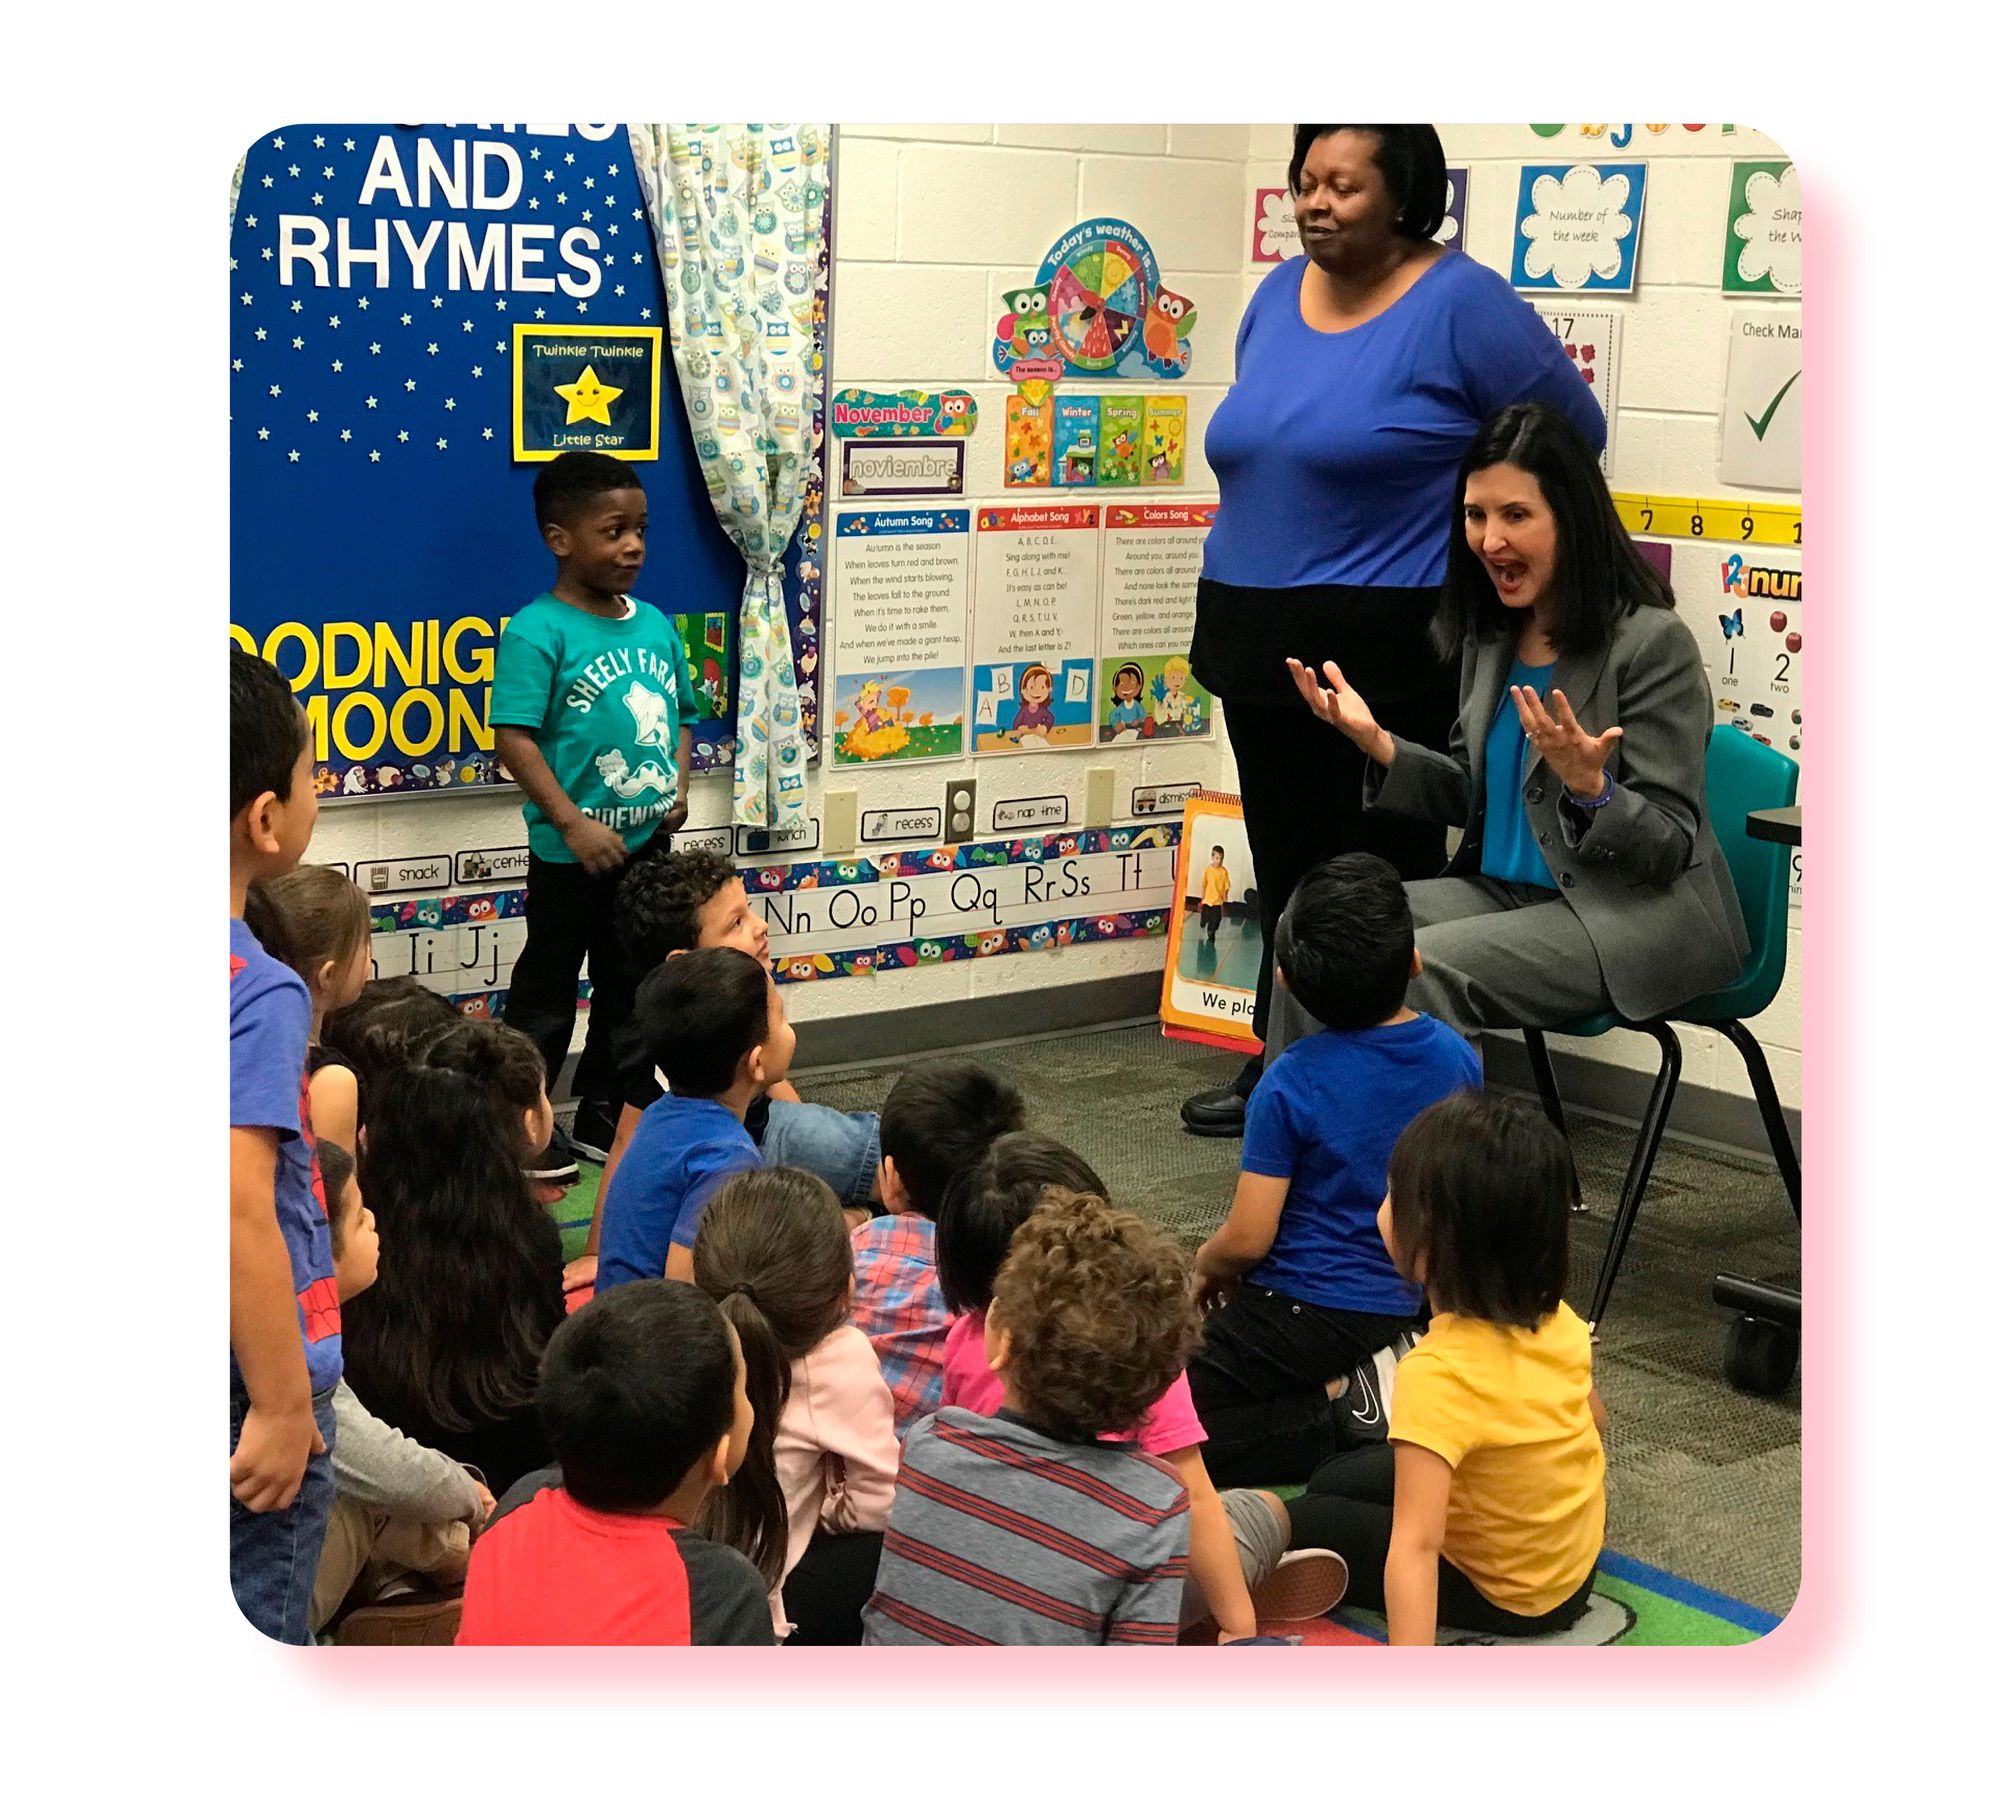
[1276,403,1749,1046]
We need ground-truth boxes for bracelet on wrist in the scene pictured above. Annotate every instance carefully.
[1563,776,1616,810]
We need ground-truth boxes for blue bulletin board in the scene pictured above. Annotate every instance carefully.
[228,123,828,800]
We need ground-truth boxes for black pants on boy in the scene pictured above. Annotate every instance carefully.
[782,1529,884,1646]
[504,829,666,1109]
[1219,682,1455,1095]
[1283,1442,1597,1638]
[1187,1285,1415,1488]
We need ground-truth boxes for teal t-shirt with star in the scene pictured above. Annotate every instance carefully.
[490,592,697,863]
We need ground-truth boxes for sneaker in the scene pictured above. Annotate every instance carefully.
[525,1122,580,1190]
[1250,1548,1348,1624]
[567,1099,620,1164]
[331,1592,464,1646]
[1330,1329,1419,1447]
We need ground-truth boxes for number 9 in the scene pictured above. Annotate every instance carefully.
[1741,515,1755,540]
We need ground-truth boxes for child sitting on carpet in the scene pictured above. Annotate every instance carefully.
[322,976,458,1127]
[458,1280,772,1645]
[693,1168,898,1643]
[935,1135,1345,1639]
[1271,1093,1607,1644]
[245,863,373,1159]
[340,1036,566,1495]
[309,1140,493,1643]
[569,850,882,1292]
[863,1192,1200,1646]
[850,1061,1026,1437]
[1188,854,1482,1487]
[596,948,796,1289]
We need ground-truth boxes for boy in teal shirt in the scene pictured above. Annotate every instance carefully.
[493,452,694,1165]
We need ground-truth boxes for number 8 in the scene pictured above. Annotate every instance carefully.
[1690,512,1705,535]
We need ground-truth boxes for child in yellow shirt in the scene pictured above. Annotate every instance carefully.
[1241,1093,1606,1643]
[1199,846,1230,944]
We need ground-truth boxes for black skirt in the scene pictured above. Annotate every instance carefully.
[1189,575,1452,707]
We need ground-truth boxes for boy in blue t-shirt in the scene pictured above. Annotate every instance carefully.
[229,651,343,1642]
[492,452,696,1166]
[597,947,797,1290]
[1189,854,1481,1489]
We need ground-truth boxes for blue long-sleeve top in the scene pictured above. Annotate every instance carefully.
[1202,253,1606,591]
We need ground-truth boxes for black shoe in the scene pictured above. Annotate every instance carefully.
[1330,1331,1419,1448]
[567,1099,620,1164]
[526,1122,581,1189]
[1180,1085,1247,1137]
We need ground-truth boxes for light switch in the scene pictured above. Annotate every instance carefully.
[823,789,859,854]
[1084,767,1115,828]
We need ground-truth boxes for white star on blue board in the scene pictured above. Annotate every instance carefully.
[436,437,448,449]
[640,308,651,320]
[288,164,300,177]
[614,284,625,296]
[262,175,273,188]
[556,192,567,204]
[607,163,619,176]
[313,135,324,148]
[577,301,588,313]
[329,315,341,328]
[462,320,472,331]
[323,166,333,178]
[483,427,494,439]
[255,328,268,340]
[369,449,380,461]
[232,358,244,371]
[405,379,416,391]
[245,215,258,227]
[341,429,351,441]
[427,343,438,355]
[344,138,356,151]
[534,308,546,319]
[357,297,369,309]
[495,340,505,351]
[530,148,541,160]
[432,296,443,307]
[496,299,507,311]
[291,300,303,313]
[370,342,381,354]
[258,427,270,439]
[608,224,618,236]
[332,359,343,372]
[564,152,574,164]
[366,396,378,408]
[545,170,555,183]
[581,209,592,222]
[272,136,285,149]
[584,177,595,189]
[528,197,539,210]
[401,313,412,325]
[312,194,323,206]
[398,430,409,442]
[445,398,456,411]
[262,247,273,261]
[240,291,253,305]
[288,449,300,461]
[269,384,282,397]
[632,207,641,219]
[291,337,304,349]
[471,365,483,377]
[307,409,319,422]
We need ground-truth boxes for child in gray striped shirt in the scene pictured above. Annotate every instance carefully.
[862,1193,1200,1645]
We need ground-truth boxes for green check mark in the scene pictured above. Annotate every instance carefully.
[1744,369,1801,441]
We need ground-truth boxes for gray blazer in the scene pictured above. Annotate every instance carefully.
[1364,605,1751,1023]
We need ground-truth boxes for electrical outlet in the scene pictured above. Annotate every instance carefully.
[822,789,859,854]
[1083,766,1115,828]
[943,777,977,843]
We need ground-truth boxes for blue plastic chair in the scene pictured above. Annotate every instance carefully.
[1521,726,1800,1333]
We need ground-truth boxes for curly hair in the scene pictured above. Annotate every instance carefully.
[988,1191,1201,1438]
[615,847,740,968]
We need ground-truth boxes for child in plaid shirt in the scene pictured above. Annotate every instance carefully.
[850,1062,1025,1436]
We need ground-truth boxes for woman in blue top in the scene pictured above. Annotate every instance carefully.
[1182,125,1604,1136]
[1278,403,1750,1050]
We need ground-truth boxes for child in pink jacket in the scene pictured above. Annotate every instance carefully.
[693,1169,899,1641]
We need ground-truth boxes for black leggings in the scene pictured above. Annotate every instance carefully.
[1222,682,1455,1089]
[1284,1443,1596,1637]
[782,1529,884,1646]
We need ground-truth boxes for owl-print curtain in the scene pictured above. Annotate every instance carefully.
[628,124,828,830]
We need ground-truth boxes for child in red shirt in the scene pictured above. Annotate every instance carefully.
[457,1280,772,1645]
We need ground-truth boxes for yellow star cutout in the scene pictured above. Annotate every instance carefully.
[554,364,623,427]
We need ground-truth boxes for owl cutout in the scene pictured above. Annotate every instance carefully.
[1143,288,1198,367]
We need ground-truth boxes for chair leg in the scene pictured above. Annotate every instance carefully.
[1587,1023,1682,1331]
[1710,1019,1801,1220]
[1522,1029,1584,1209]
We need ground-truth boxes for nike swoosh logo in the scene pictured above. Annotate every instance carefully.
[1745,369,1801,441]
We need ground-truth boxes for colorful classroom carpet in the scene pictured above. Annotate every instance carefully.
[1264,1551,1781,1647]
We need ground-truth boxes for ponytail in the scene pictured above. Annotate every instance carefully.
[690,1168,855,1588]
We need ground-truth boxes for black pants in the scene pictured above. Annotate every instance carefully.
[1285,1443,1597,1638]
[783,1529,883,1646]
[503,830,665,1107]
[1221,682,1456,1091]
[1187,1285,1415,1488]
[1200,903,1223,937]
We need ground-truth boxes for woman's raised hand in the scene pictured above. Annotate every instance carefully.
[1511,685,1622,798]
[1286,657,1395,766]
